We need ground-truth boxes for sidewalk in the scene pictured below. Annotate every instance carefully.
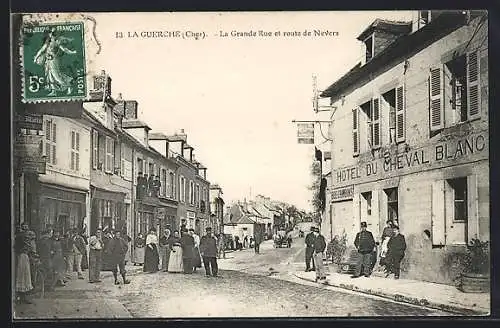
[293,265,490,316]
[13,264,143,319]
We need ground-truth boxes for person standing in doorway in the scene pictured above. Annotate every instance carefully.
[200,227,218,278]
[159,228,171,272]
[379,220,394,273]
[180,228,195,274]
[88,228,103,283]
[305,227,316,272]
[312,227,327,282]
[106,230,131,285]
[386,225,407,279]
[352,222,376,278]
[133,233,145,266]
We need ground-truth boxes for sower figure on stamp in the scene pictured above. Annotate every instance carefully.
[305,226,316,272]
[200,227,219,278]
[352,222,376,278]
[106,230,131,285]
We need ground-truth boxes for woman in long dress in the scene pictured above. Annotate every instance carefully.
[167,230,183,273]
[190,229,202,272]
[143,229,159,273]
[133,233,145,266]
[15,225,34,304]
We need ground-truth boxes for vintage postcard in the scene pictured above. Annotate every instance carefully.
[11,10,490,319]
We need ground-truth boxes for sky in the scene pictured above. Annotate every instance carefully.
[89,11,414,211]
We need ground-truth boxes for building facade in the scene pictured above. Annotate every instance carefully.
[322,11,489,284]
[210,184,225,234]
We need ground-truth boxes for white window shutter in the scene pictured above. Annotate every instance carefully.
[395,85,406,142]
[466,51,481,120]
[467,174,479,243]
[371,190,380,237]
[429,67,444,131]
[104,137,109,172]
[372,98,381,148]
[431,180,446,246]
[352,108,359,156]
[76,132,80,151]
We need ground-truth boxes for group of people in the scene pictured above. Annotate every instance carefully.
[352,220,407,279]
[304,226,327,282]
[14,222,91,304]
[132,225,220,278]
[136,172,161,199]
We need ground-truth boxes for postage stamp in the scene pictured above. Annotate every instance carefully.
[21,21,87,103]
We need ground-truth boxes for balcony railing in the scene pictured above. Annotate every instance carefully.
[136,175,162,200]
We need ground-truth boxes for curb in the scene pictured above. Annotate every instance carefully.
[292,273,489,316]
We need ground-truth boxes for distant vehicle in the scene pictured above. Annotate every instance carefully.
[273,230,292,248]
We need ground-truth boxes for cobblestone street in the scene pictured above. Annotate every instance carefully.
[97,238,450,317]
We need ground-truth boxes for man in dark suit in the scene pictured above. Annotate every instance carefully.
[352,221,376,278]
[180,228,195,274]
[106,230,131,285]
[200,227,219,277]
[386,225,407,279]
[304,227,316,272]
[312,227,327,282]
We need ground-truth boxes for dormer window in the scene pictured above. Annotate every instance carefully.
[364,34,374,62]
[418,10,431,28]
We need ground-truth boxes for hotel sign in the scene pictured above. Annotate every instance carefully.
[333,131,488,188]
[332,185,354,202]
[15,113,43,130]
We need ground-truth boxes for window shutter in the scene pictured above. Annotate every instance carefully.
[431,180,446,246]
[372,98,381,148]
[92,131,98,169]
[71,152,75,170]
[467,175,479,243]
[52,122,57,143]
[111,140,115,171]
[352,108,359,156]
[76,133,80,151]
[45,121,51,141]
[429,67,444,131]
[121,158,125,178]
[395,85,406,142]
[105,137,109,172]
[466,51,481,120]
[71,131,75,150]
[76,152,79,171]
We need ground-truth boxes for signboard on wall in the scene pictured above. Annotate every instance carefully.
[332,131,488,188]
[187,211,196,219]
[15,113,43,130]
[297,123,314,144]
[14,134,43,158]
[331,185,354,202]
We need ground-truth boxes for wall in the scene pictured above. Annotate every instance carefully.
[125,127,148,147]
[175,157,198,228]
[150,139,167,157]
[327,16,489,285]
[38,115,91,191]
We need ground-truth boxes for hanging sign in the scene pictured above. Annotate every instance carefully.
[297,123,314,144]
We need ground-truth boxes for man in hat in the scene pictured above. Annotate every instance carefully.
[106,230,131,285]
[312,227,327,282]
[180,227,195,274]
[386,225,406,279]
[200,227,219,277]
[352,222,376,278]
[304,226,316,272]
[88,228,103,283]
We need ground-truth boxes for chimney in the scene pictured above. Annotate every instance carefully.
[117,93,123,101]
[180,129,185,134]
[124,100,138,119]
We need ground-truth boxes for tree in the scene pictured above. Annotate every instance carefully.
[308,155,323,225]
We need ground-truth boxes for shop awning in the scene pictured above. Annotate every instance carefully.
[91,182,127,202]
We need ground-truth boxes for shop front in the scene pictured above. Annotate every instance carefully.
[39,183,87,236]
[90,185,126,234]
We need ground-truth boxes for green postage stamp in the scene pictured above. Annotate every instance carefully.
[21,21,87,103]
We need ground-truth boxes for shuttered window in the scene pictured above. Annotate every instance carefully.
[466,51,481,120]
[372,98,381,148]
[395,85,406,142]
[105,136,114,173]
[429,67,444,131]
[70,130,80,171]
[92,130,98,169]
[352,108,359,156]
[44,119,57,165]
[431,180,446,246]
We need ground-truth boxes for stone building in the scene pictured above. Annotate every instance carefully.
[321,11,488,284]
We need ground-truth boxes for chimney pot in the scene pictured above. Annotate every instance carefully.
[101,69,106,75]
